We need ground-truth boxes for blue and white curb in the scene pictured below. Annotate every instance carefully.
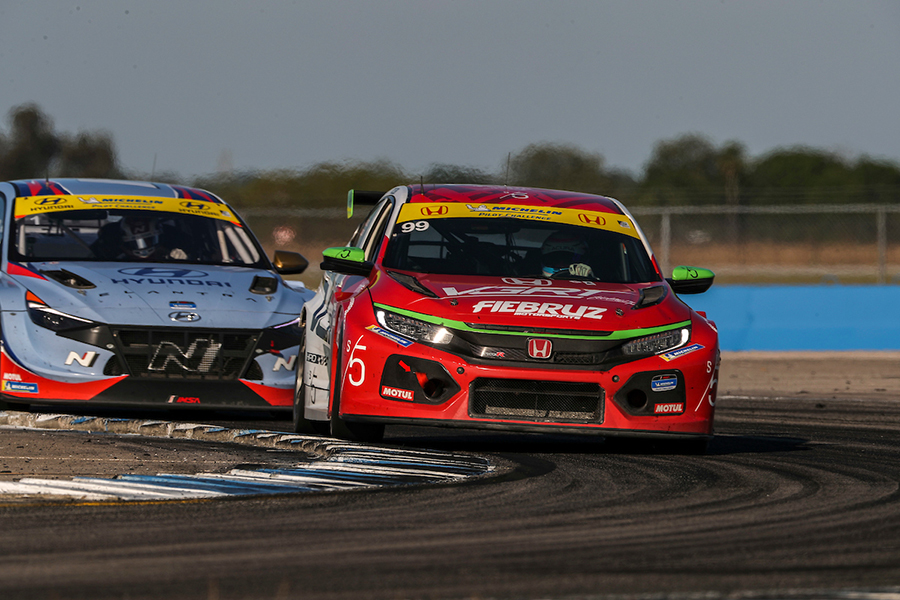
[0,411,495,501]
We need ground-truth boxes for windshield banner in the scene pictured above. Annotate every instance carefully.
[14,195,242,225]
[396,202,640,239]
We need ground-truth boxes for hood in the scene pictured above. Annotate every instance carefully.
[6,262,310,329]
[376,273,690,333]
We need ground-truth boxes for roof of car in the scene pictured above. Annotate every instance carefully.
[405,184,625,214]
[9,178,221,202]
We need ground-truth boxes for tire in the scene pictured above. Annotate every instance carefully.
[291,330,329,435]
[329,330,385,443]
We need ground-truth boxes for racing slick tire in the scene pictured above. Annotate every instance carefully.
[329,332,385,443]
[292,332,329,435]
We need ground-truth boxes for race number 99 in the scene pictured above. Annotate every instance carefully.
[400,221,429,233]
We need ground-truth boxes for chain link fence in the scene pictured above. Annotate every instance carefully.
[241,204,900,286]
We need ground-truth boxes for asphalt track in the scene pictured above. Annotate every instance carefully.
[1,353,900,600]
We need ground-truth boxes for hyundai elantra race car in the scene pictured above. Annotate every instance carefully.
[296,184,719,450]
[0,179,312,411]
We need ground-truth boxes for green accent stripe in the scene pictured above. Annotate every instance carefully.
[373,303,690,341]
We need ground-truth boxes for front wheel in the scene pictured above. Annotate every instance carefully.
[291,332,329,435]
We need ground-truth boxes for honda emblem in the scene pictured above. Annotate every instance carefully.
[528,338,553,359]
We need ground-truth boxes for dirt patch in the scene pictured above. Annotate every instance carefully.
[720,351,900,400]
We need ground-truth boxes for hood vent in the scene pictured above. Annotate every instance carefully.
[249,276,278,295]
[633,285,667,309]
[41,269,96,290]
[387,270,437,297]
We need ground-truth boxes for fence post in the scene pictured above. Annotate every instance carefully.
[877,207,887,284]
[660,210,671,276]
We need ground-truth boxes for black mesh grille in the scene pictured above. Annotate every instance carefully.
[112,328,259,380]
[470,378,603,422]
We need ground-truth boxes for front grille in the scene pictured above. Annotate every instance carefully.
[111,328,259,380]
[470,378,603,422]
[467,343,607,365]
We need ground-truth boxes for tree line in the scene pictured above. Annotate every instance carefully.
[3,103,899,209]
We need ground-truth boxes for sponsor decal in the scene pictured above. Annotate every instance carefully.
[3,381,38,393]
[501,278,551,286]
[64,351,99,368]
[366,325,414,347]
[169,311,201,322]
[112,268,230,288]
[650,374,678,392]
[111,277,231,287]
[119,268,208,278]
[473,300,606,321]
[380,385,414,401]
[443,285,614,299]
[169,301,197,309]
[653,402,684,414]
[420,205,448,216]
[14,195,240,224]
[272,355,297,372]
[578,213,607,226]
[2,373,22,381]
[660,343,704,361]
[347,337,366,387]
[528,338,553,359]
[306,352,328,366]
[167,395,201,404]
[395,203,639,237]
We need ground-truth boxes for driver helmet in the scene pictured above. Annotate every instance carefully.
[119,215,160,259]
[541,230,588,278]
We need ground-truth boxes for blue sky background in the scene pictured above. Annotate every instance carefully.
[2,1,898,179]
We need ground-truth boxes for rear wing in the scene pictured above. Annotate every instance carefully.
[346,190,386,218]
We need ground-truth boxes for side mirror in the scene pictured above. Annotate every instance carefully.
[666,265,715,295]
[320,246,375,278]
[272,250,309,275]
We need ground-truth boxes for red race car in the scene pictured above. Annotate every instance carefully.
[296,185,719,452]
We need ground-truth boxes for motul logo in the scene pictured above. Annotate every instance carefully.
[381,385,414,401]
[528,338,552,359]
[578,213,607,226]
[420,205,448,216]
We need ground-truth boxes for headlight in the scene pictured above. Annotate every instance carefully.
[26,291,95,332]
[376,309,453,345]
[622,327,689,356]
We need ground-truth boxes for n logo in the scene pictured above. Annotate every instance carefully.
[528,338,553,359]
[273,355,297,372]
[148,339,222,373]
[65,351,99,367]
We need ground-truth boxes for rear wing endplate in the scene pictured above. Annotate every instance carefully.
[347,190,386,218]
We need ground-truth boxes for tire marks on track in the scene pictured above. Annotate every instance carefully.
[0,411,495,501]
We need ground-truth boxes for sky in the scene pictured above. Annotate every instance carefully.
[2,1,899,180]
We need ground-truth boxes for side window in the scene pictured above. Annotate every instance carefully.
[361,200,395,261]
[348,197,388,249]
[0,192,6,242]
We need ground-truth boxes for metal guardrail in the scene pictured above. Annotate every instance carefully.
[240,203,900,284]
[629,204,900,284]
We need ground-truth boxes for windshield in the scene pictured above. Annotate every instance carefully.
[382,214,660,284]
[10,204,266,267]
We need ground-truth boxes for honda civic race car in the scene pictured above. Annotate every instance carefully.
[296,184,719,450]
[0,178,313,411]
